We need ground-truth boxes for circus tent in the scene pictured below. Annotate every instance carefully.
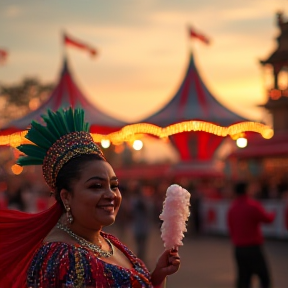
[141,53,249,161]
[0,58,127,136]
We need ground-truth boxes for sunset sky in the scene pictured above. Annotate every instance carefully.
[1,0,286,124]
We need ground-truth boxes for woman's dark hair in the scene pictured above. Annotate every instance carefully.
[55,153,105,204]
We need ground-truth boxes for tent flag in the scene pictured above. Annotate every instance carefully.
[0,49,8,64]
[189,27,210,45]
[64,33,97,57]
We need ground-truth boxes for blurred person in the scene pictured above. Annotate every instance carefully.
[0,181,8,209]
[130,185,153,264]
[248,181,262,200]
[20,183,37,212]
[0,108,180,288]
[285,204,288,231]
[189,184,202,236]
[283,191,288,231]
[285,209,288,231]
[7,183,25,211]
[267,180,279,199]
[227,181,275,288]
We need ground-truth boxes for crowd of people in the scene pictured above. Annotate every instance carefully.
[1,172,288,237]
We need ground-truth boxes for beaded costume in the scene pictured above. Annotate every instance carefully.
[27,232,152,288]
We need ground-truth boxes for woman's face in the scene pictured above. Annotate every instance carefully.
[63,160,122,230]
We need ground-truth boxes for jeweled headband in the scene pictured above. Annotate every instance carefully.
[17,108,106,191]
[42,131,105,191]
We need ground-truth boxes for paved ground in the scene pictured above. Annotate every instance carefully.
[105,225,288,288]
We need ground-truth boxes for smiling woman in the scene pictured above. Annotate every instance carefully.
[0,108,180,288]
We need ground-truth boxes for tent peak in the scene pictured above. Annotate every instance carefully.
[61,56,70,76]
[188,51,194,61]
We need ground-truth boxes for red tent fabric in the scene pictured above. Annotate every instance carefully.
[0,58,127,135]
[141,53,249,161]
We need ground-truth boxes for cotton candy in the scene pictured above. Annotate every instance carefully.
[159,184,191,249]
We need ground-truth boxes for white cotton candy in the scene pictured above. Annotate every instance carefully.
[159,184,191,249]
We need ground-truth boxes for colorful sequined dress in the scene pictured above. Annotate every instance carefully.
[27,232,152,288]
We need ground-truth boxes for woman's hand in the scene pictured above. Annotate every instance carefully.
[151,248,180,287]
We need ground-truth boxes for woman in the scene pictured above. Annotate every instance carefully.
[0,108,180,288]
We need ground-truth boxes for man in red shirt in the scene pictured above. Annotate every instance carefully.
[227,182,275,288]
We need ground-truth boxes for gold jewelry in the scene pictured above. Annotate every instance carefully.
[56,222,114,258]
[65,205,73,224]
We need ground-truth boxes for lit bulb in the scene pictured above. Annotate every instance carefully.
[101,139,110,149]
[11,164,23,175]
[236,137,248,148]
[133,140,143,150]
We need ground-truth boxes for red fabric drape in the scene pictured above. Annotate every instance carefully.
[198,132,210,160]
[171,131,224,161]
[172,133,191,160]
[0,202,62,288]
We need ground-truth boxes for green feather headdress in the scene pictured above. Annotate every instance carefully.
[17,107,105,190]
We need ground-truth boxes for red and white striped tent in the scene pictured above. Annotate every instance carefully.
[141,53,249,161]
[0,58,127,136]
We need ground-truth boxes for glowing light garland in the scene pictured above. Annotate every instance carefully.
[0,121,274,148]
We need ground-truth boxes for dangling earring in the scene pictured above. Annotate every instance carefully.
[65,205,73,224]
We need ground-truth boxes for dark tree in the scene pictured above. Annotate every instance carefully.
[0,78,54,125]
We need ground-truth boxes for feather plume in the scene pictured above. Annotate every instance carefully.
[17,107,90,167]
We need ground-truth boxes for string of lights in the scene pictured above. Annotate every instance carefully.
[0,120,273,148]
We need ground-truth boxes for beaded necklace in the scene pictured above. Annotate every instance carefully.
[56,222,114,258]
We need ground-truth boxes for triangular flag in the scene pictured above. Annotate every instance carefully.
[0,49,8,64]
[64,33,97,57]
[189,27,210,45]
